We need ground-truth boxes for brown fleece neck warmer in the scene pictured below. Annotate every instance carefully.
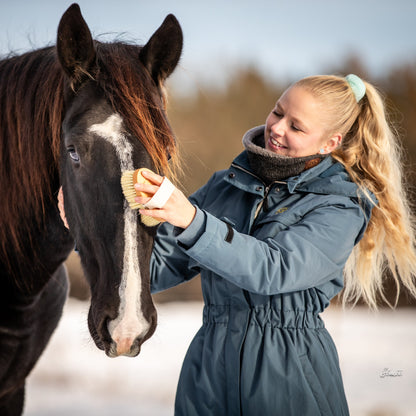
[242,127,326,185]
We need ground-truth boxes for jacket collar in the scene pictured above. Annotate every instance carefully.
[228,150,365,199]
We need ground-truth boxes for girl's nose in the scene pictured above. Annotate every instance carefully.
[271,119,286,136]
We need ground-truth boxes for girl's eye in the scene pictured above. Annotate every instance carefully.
[291,125,301,132]
[273,111,282,118]
[67,146,80,162]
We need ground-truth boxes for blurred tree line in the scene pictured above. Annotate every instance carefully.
[68,56,416,307]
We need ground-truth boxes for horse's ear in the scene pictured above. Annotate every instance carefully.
[57,3,96,87]
[139,14,183,86]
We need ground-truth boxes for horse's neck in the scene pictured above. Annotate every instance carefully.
[1,201,74,297]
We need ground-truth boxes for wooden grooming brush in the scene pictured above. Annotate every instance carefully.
[120,168,163,226]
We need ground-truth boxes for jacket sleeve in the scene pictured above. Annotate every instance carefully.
[149,175,213,294]
[174,200,368,295]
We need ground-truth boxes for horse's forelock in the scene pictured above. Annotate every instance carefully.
[95,42,178,180]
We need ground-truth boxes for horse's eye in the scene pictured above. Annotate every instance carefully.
[67,146,80,162]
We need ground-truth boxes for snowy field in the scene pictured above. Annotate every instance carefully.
[25,299,415,416]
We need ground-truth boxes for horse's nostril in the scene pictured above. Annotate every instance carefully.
[94,313,114,347]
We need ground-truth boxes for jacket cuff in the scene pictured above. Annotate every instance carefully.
[175,206,206,249]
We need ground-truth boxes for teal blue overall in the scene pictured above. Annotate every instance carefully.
[151,151,373,416]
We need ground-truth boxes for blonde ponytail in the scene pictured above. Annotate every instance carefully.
[297,75,416,308]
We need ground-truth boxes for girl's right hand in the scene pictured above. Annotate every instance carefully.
[134,170,196,229]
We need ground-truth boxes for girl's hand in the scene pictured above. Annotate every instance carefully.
[134,170,196,229]
[57,187,70,229]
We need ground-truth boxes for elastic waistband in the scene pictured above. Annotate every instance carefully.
[203,304,324,329]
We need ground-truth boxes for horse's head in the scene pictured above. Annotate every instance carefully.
[56,4,182,357]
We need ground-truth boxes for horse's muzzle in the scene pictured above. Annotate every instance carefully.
[88,305,157,358]
[106,310,157,358]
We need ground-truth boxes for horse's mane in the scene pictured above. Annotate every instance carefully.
[0,47,63,264]
[0,42,177,264]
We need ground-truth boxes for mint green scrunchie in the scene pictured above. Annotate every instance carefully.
[345,74,366,102]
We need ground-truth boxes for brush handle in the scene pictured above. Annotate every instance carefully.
[133,168,154,197]
[144,177,175,209]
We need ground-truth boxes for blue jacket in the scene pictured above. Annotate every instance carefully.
[151,149,373,416]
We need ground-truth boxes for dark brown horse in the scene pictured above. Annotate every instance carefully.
[0,3,182,414]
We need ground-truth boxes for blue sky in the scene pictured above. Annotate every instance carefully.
[1,0,415,91]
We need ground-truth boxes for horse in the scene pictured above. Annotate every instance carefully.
[0,3,182,414]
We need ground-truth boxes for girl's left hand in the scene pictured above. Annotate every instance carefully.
[57,187,69,229]
[134,170,196,229]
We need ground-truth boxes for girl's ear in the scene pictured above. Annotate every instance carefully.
[322,133,342,154]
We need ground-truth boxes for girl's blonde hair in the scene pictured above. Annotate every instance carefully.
[296,75,416,308]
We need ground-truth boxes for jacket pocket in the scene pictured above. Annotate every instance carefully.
[298,354,335,415]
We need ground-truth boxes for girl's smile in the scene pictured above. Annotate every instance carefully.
[267,134,287,152]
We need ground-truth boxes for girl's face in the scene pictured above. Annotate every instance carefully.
[264,86,341,157]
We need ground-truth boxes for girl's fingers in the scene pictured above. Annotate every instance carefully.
[140,169,164,186]
[135,195,152,205]
[139,187,197,229]
[134,173,174,206]
[138,208,161,218]
[57,187,69,229]
[134,182,159,195]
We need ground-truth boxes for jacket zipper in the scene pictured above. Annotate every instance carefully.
[230,163,286,221]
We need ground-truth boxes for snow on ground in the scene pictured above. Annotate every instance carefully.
[25,299,415,416]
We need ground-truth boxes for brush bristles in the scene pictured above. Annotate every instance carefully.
[120,170,162,227]
[121,170,143,210]
[140,214,161,227]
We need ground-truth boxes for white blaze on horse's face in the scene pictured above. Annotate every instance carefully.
[88,113,150,357]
